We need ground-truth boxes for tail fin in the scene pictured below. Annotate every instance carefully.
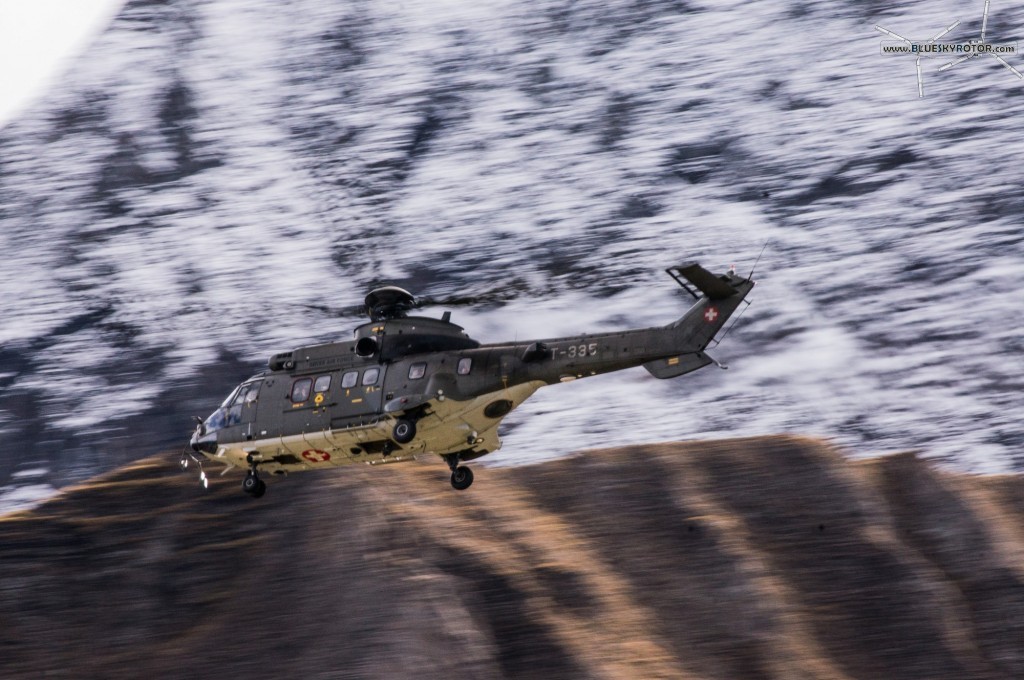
[642,261,755,379]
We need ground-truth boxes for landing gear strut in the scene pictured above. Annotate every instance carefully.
[242,469,266,498]
[443,453,474,491]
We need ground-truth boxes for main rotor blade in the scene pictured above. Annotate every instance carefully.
[940,54,972,71]
[417,290,520,308]
[301,302,367,318]
[990,52,1024,78]
[875,24,913,45]
[931,19,961,42]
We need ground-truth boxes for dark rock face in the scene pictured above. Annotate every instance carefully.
[2,436,1022,679]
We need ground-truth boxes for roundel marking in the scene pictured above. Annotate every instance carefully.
[302,449,331,463]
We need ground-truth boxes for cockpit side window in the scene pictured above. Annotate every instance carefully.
[226,387,248,426]
[231,386,250,406]
[213,379,263,430]
[220,385,242,409]
[205,408,227,432]
[291,378,313,403]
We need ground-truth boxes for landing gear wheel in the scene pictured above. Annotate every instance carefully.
[251,479,267,498]
[393,418,416,444]
[242,472,266,498]
[450,466,474,490]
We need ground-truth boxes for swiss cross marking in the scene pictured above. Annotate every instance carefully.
[301,449,331,463]
[704,307,719,322]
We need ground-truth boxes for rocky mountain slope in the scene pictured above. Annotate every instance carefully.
[3,436,1023,679]
[1,0,1023,510]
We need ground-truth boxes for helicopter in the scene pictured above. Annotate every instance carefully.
[183,260,755,497]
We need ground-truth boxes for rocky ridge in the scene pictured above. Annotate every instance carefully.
[2,435,1023,679]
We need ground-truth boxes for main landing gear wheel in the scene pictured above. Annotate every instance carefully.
[392,418,416,444]
[450,466,474,490]
[242,472,266,498]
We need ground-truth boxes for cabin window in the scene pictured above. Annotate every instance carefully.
[408,362,427,380]
[362,367,380,386]
[291,378,313,403]
[314,375,332,393]
[458,358,472,375]
[341,371,358,389]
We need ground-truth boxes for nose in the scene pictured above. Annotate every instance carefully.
[191,430,218,454]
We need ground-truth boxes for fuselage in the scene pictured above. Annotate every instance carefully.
[190,274,754,478]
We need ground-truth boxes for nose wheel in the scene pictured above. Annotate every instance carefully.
[450,465,474,490]
[242,470,266,498]
[443,453,474,490]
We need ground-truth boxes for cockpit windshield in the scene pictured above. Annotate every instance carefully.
[204,378,262,433]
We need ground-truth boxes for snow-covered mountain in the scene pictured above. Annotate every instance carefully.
[2,0,1022,510]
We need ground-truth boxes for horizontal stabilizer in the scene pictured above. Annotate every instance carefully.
[669,263,738,300]
[644,352,713,379]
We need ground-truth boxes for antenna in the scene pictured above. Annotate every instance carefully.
[747,241,769,281]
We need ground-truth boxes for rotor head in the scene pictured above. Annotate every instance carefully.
[364,286,416,321]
